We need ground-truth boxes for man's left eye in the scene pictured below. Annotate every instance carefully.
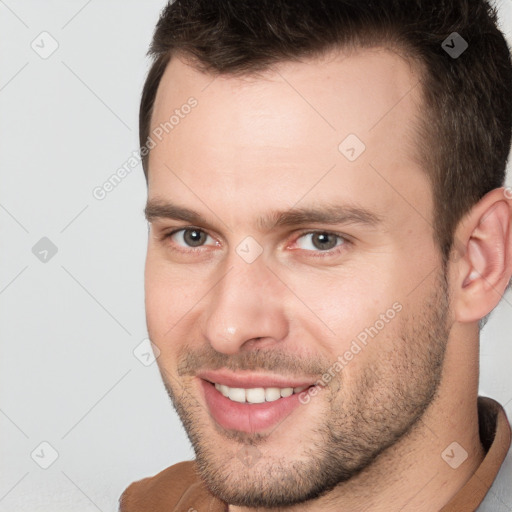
[294,231,346,253]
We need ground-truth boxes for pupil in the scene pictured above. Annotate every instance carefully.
[314,233,336,250]
[186,229,204,247]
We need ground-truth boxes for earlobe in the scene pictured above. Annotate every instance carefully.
[452,189,512,323]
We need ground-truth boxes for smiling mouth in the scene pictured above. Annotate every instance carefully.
[209,381,311,404]
[199,377,319,433]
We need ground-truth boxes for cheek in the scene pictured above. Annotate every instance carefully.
[287,264,401,339]
[144,255,209,342]
[145,258,182,340]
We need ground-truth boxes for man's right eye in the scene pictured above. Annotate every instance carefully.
[162,227,219,252]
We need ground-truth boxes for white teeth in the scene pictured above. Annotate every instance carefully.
[265,387,281,402]
[245,388,266,404]
[280,387,293,398]
[228,387,246,403]
[214,382,309,403]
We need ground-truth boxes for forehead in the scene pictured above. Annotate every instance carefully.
[147,48,430,229]
[150,48,422,144]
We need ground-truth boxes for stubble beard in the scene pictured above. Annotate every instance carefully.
[159,272,450,507]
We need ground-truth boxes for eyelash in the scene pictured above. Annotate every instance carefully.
[159,227,350,258]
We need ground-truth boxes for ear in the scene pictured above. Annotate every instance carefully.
[450,187,512,323]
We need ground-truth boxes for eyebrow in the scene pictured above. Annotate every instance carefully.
[144,200,382,232]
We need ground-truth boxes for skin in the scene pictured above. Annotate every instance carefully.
[143,48,512,511]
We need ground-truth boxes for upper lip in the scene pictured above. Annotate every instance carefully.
[197,369,316,389]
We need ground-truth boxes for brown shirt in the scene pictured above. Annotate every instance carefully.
[118,396,511,512]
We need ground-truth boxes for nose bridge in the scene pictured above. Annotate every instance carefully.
[202,253,288,354]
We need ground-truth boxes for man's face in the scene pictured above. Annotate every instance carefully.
[144,49,452,506]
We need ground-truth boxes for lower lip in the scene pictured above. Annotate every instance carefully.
[200,380,312,433]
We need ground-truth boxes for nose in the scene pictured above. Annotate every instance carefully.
[202,256,289,355]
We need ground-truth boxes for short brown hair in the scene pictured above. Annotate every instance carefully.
[140,0,512,260]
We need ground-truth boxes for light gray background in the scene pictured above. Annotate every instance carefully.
[0,1,511,511]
